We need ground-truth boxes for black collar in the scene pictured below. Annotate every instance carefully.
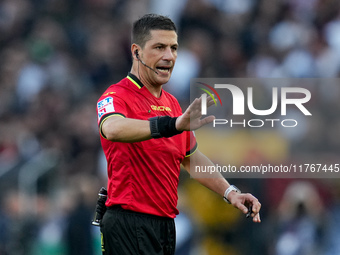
[127,72,144,89]
[127,72,163,97]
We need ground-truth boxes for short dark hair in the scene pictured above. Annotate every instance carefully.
[132,14,177,48]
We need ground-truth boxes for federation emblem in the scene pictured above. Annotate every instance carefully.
[97,97,115,120]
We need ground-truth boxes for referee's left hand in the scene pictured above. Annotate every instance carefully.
[176,94,215,131]
[228,191,261,223]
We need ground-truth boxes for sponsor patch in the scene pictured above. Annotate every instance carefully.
[97,97,115,120]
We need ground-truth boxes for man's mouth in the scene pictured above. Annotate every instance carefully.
[156,66,171,74]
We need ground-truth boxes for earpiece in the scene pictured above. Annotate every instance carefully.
[134,49,158,75]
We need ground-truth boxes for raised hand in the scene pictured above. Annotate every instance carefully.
[176,94,216,131]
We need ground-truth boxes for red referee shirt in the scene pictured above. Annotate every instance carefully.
[97,73,197,218]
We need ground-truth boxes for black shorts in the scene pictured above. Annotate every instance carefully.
[100,206,176,255]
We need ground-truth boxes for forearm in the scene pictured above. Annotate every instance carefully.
[182,150,262,222]
[102,116,151,142]
[182,150,230,197]
[195,174,230,197]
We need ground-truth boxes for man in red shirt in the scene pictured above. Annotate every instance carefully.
[97,14,261,255]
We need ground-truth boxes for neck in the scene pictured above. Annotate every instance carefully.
[130,65,162,98]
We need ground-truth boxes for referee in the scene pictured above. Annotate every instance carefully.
[96,14,261,255]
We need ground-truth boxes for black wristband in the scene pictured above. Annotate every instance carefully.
[149,116,183,138]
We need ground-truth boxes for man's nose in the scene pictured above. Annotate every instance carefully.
[162,48,176,61]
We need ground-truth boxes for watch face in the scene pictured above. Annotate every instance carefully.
[231,185,241,193]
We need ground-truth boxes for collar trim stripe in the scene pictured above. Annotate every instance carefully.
[127,73,144,89]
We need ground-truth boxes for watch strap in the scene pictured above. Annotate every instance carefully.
[223,185,241,204]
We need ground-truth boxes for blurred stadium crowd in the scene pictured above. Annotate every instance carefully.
[1,0,340,254]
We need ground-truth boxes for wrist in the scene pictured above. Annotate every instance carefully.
[149,116,183,138]
[175,116,182,132]
[223,185,241,204]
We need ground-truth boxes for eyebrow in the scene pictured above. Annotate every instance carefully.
[153,42,179,47]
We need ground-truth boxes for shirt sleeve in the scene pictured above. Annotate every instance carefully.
[185,131,197,157]
[96,89,128,137]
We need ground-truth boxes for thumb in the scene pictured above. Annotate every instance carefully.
[200,115,215,126]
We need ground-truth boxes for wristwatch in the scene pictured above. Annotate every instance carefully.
[223,185,241,204]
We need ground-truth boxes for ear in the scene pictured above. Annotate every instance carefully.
[131,44,140,61]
